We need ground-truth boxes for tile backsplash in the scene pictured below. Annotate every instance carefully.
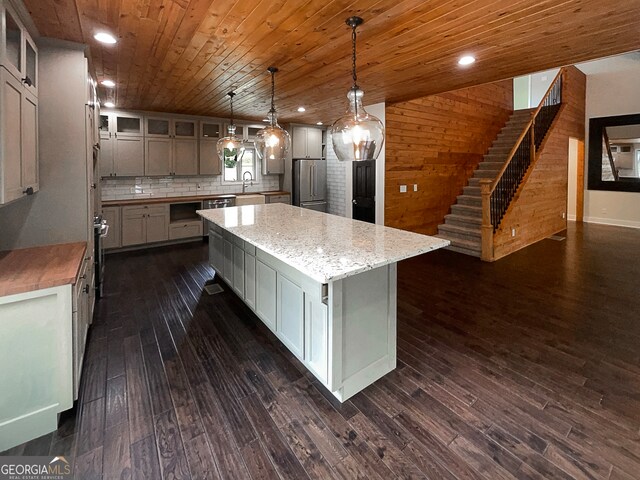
[101,175,281,201]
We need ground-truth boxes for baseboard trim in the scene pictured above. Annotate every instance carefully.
[584,216,640,229]
[567,214,577,221]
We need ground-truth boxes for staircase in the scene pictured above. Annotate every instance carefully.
[436,109,535,257]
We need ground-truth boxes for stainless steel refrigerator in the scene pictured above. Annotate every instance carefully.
[293,159,327,212]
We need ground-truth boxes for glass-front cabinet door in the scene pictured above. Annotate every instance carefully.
[174,119,197,138]
[115,113,142,137]
[145,117,170,138]
[200,121,221,139]
[23,36,36,95]
[2,5,22,80]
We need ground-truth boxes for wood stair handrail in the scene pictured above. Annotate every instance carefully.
[489,67,566,195]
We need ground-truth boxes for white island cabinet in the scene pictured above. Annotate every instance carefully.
[198,204,448,401]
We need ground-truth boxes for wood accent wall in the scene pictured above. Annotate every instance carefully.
[493,66,586,260]
[385,80,513,234]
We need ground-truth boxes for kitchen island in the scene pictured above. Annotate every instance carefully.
[198,204,448,401]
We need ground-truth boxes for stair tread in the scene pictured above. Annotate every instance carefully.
[445,214,482,225]
[438,223,481,236]
[451,204,482,213]
[435,235,482,256]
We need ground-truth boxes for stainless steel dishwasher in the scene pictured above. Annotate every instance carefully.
[203,197,236,236]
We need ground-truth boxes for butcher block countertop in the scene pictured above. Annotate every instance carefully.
[0,242,87,297]
[103,191,290,207]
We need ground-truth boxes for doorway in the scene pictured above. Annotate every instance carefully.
[567,138,585,222]
[352,160,375,223]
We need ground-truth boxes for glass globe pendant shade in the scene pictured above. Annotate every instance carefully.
[216,124,245,168]
[255,111,290,161]
[331,88,384,162]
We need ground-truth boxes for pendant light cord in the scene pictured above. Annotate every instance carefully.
[228,92,235,127]
[351,23,359,117]
[270,71,276,114]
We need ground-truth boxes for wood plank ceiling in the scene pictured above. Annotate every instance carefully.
[24,0,640,124]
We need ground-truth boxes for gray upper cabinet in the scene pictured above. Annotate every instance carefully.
[100,111,144,177]
[143,116,198,176]
[1,2,37,96]
[292,126,323,159]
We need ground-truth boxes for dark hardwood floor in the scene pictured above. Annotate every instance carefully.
[3,222,640,479]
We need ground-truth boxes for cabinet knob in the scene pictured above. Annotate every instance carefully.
[23,186,34,195]
[83,284,90,294]
[21,76,33,87]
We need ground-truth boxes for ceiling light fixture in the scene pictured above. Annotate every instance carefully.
[101,80,116,88]
[94,32,117,44]
[331,16,384,162]
[458,55,476,66]
[103,101,115,108]
[297,106,306,112]
[316,122,323,125]
[254,67,290,164]
[217,92,245,167]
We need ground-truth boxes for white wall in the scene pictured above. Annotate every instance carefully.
[367,103,386,225]
[584,65,640,228]
[567,138,579,220]
[325,137,347,217]
[513,68,559,109]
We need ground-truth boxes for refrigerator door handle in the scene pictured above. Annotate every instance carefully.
[309,164,314,198]
[313,165,317,198]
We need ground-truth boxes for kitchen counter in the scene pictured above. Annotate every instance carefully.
[103,191,290,207]
[199,203,448,402]
[197,203,448,283]
[0,242,86,297]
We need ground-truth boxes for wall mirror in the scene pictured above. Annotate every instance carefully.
[588,113,640,192]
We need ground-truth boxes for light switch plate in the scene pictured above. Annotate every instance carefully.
[413,184,418,191]
[400,185,407,193]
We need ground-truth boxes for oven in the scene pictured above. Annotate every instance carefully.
[93,215,108,298]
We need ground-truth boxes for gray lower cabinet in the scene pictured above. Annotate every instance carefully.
[244,252,256,310]
[255,259,277,330]
[232,243,244,297]
[210,229,224,273]
[206,224,331,387]
[223,237,234,286]
[276,273,304,358]
[169,221,202,240]
[102,206,121,249]
[121,204,169,246]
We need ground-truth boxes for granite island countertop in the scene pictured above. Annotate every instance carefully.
[198,204,449,283]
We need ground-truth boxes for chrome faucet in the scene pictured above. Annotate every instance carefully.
[242,171,254,193]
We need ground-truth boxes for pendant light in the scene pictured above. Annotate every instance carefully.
[217,91,245,167]
[330,16,384,162]
[254,67,291,166]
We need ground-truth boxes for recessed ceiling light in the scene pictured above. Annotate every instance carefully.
[297,106,306,112]
[103,101,115,108]
[101,79,116,88]
[316,122,323,125]
[262,118,270,122]
[94,32,117,44]
[458,55,476,66]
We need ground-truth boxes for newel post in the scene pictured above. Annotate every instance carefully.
[480,179,494,262]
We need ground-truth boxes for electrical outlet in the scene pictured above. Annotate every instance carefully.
[400,185,407,193]
[511,228,516,237]
[562,212,566,219]
[413,184,418,191]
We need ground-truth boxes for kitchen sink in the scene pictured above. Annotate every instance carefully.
[235,194,266,206]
